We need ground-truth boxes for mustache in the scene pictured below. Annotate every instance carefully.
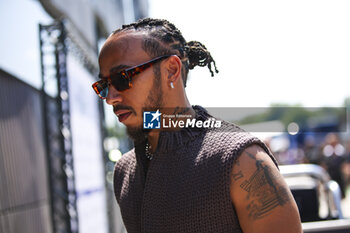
[113,104,137,115]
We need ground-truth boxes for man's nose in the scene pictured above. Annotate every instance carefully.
[106,85,123,105]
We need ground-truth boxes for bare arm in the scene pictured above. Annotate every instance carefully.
[230,145,302,233]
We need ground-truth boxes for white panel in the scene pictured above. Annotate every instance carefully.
[67,53,108,233]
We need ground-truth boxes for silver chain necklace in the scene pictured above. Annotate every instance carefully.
[145,142,153,160]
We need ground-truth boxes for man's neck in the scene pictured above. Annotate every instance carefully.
[146,105,196,153]
[147,130,160,154]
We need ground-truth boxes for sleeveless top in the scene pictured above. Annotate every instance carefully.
[113,106,277,233]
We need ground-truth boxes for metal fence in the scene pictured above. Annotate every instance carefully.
[0,69,53,233]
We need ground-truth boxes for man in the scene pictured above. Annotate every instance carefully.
[93,18,302,233]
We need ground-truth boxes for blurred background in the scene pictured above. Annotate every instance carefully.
[0,0,349,233]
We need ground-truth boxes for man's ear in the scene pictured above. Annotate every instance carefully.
[165,55,182,86]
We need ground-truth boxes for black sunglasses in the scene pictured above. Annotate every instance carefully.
[92,55,172,99]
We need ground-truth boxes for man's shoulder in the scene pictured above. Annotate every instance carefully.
[114,148,137,174]
[206,119,252,143]
[213,119,245,132]
[196,106,247,135]
[202,120,273,161]
[113,148,136,186]
[113,148,136,203]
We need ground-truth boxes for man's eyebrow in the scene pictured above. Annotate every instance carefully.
[110,64,130,74]
[98,64,131,79]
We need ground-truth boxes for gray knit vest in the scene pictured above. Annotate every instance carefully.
[114,106,277,233]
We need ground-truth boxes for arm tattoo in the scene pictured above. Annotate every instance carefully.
[232,170,244,182]
[235,159,240,166]
[239,151,290,220]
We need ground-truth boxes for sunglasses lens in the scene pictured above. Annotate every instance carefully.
[111,73,130,91]
[93,80,108,98]
[99,86,108,98]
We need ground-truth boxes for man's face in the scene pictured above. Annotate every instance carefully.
[98,32,164,141]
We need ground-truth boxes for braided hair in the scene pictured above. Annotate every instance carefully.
[112,18,219,86]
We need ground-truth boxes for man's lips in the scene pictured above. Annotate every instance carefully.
[114,110,132,122]
[113,105,136,123]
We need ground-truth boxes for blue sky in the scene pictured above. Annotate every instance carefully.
[0,0,52,89]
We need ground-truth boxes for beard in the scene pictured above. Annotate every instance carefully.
[126,127,150,143]
[126,66,163,143]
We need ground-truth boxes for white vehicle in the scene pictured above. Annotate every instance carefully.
[280,164,350,233]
